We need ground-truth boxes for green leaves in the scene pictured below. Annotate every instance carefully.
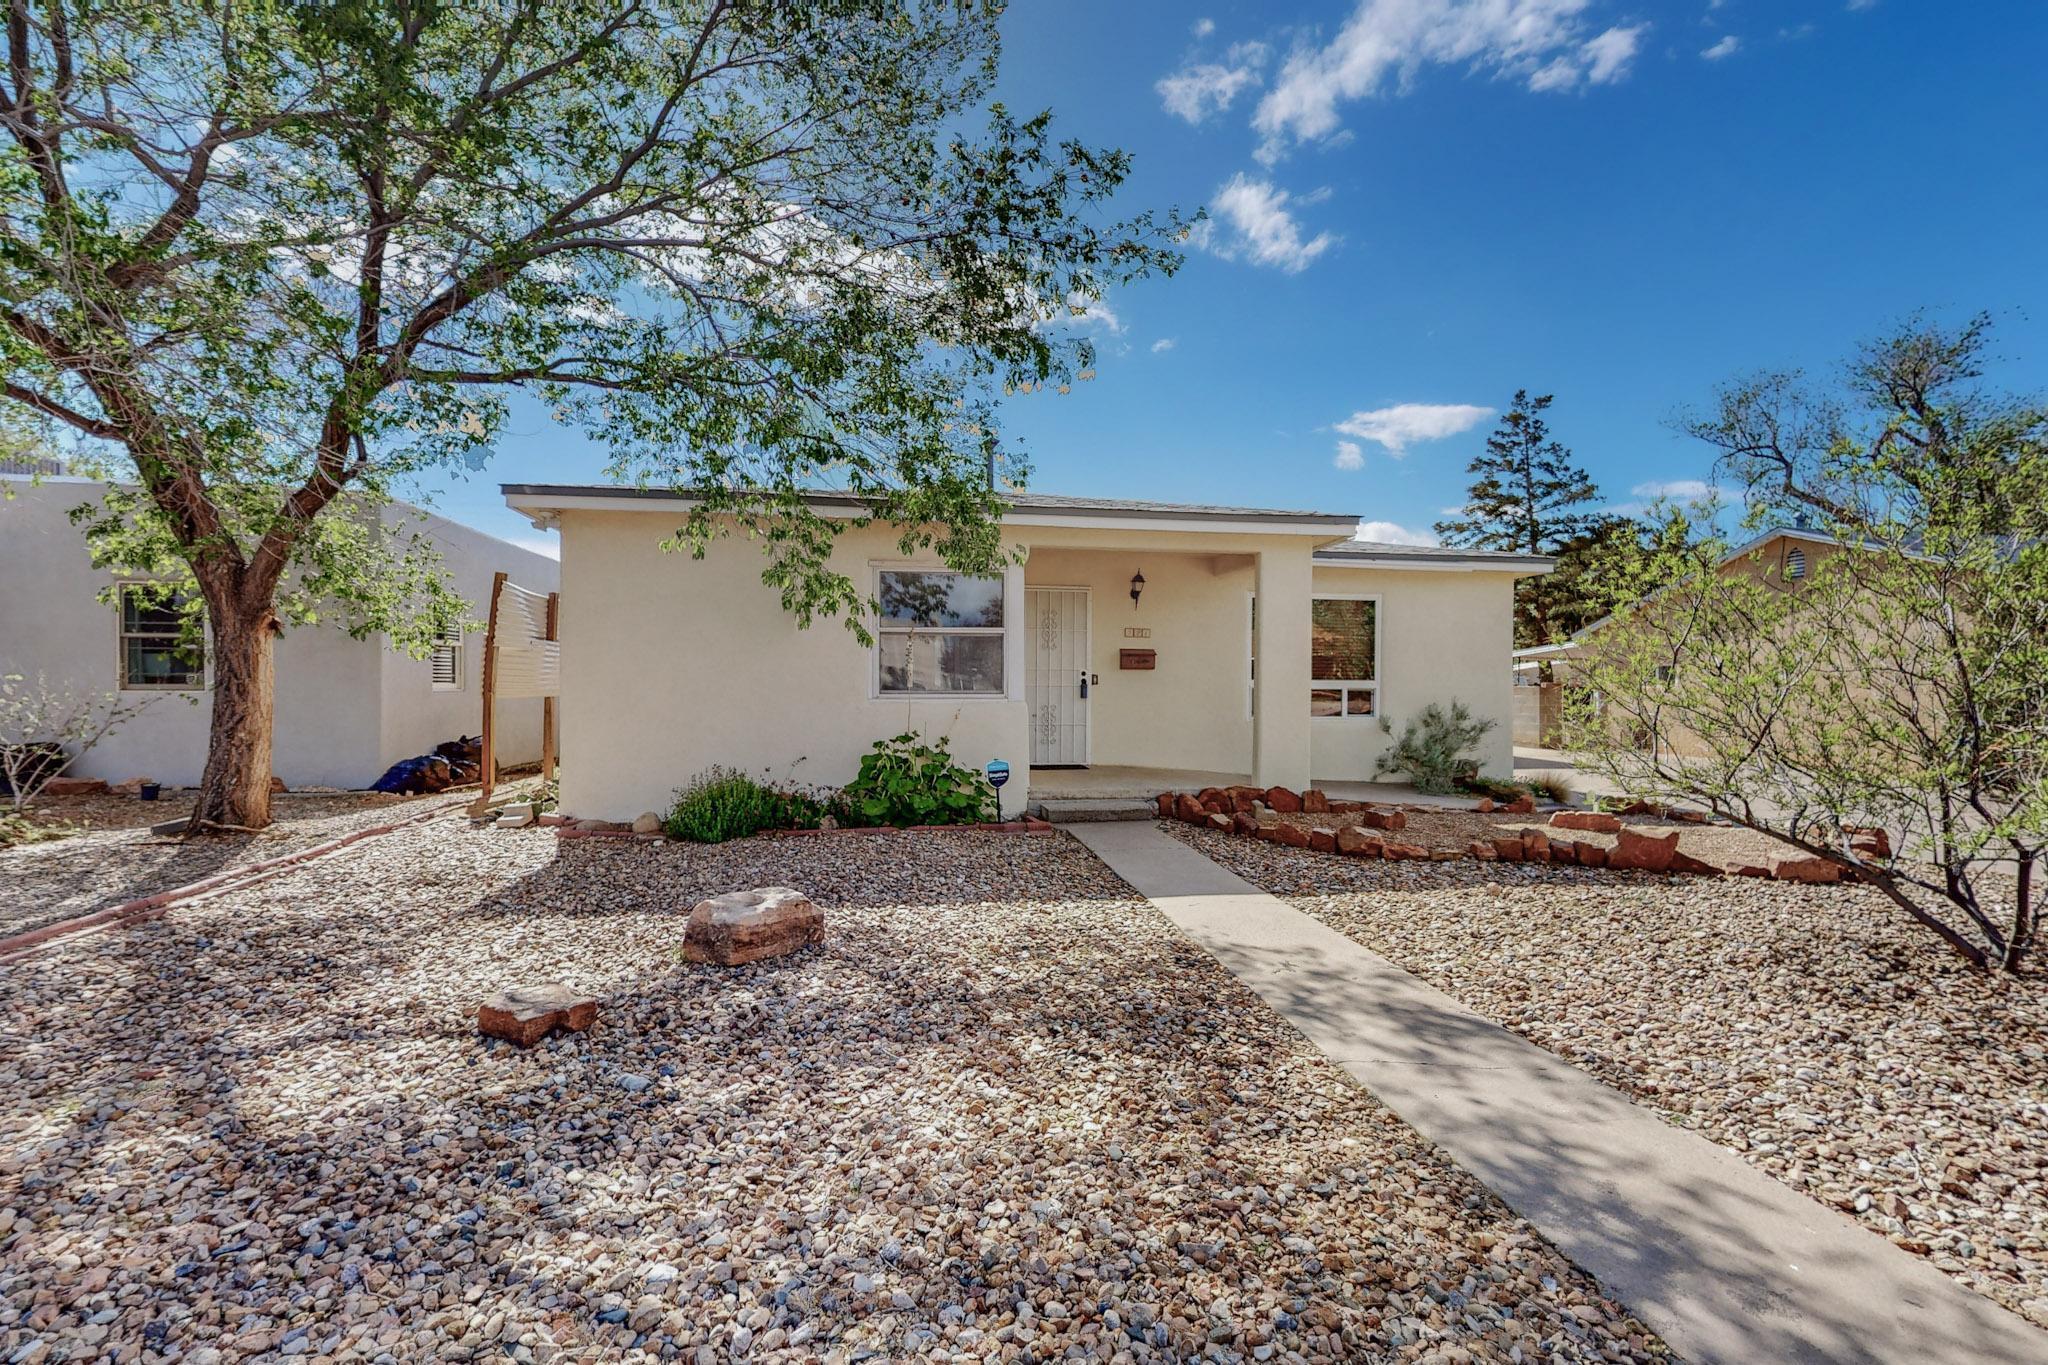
[842,732,995,827]
[1373,702,1496,795]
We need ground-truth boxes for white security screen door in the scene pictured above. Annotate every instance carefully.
[1026,587,1090,766]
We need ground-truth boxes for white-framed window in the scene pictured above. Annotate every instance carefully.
[1310,595,1378,718]
[430,623,463,691]
[875,567,1005,696]
[117,583,206,690]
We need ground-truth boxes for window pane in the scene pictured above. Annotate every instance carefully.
[1311,598,1375,681]
[1310,688,1342,717]
[122,588,186,636]
[1346,688,1376,716]
[878,571,1004,628]
[126,640,201,686]
[879,632,1004,693]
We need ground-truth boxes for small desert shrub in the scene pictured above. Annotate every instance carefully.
[1521,771,1575,805]
[1458,774,1524,803]
[841,733,995,827]
[1374,701,1497,795]
[0,811,71,848]
[663,767,830,843]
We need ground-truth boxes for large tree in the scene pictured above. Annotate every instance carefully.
[1567,316,2047,974]
[0,0,1179,830]
[1435,390,1612,650]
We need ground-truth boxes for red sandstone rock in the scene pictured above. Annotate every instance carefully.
[1502,795,1536,815]
[1521,830,1551,862]
[1610,829,1680,873]
[1156,793,1175,817]
[683,887,825,965]
[1550,840,1578,865]
[1263,787,1303,814]
[1732,864,1773,878]
[478,984,599,1047]
[1847,826,1893,860]
[1382,841,1430,861]
[1232,812,1260,837]
[1471,798,1496,814]
[1550,810,1622,834]
[1668,850,1724,877]
[1773,856,1842,885]
[1573,842,1608,868]
[1229,786,1261,813]
[1302,789,1330,814]
[1175,794,1207,824]
[1358,808,1407,832]
[1206,812,1233,832]
[1336,827,1383,857]
[41,776,107,797]
[1468,840,1498,861]
[1308,827,1338,853]
[1492,837,1525,863]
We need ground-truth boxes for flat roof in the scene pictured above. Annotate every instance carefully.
[501,482,1360,534]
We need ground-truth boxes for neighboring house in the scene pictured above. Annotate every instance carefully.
[0,478,559,788]
[502,483,1553,820]
[1509,525,1847,749]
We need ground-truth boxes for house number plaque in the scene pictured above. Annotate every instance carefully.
[1118,649,1156,670]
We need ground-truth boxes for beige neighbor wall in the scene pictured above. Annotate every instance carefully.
[1019,548,1254,775]
[556,509,1031,822]
[1309,563,1519,783]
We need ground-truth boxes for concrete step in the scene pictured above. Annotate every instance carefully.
[1031,798,1159,824]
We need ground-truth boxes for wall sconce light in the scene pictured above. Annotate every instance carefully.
[1130,568,1146,607]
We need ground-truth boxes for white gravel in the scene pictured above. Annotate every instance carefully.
[1,817,1673,1363]
[1166,819,2048,1333]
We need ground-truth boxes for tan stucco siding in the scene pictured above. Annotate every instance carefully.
[1309,563,1519,781]
[1021,548,1254,775]
[556,510,1029,820]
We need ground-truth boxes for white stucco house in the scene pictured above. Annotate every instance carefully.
[503,483,1552,820]
[1,478,559,788]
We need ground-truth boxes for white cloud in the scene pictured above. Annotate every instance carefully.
[1333,402,1492,454]
[1151,337,1177,353]
[1044,291,1123,334]
[1701,34,1741,61]
[1202,173,1337,272]
[1192,17,1216,38]
[1252,1,1649,160]
[1631,478,1714,499]
[1333,439,1365,470]
[1157,42,1269,124]
[1846,0,1877,10]
[1581,24,1646,84]
[1355,519,1440,547]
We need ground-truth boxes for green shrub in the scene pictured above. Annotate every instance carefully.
[841,732,995,827]
[1374,701,1498,795]
[1520,771,1575,805]
[663,767,830,843]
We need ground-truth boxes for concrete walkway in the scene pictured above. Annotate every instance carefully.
[1069,821,2048,1365]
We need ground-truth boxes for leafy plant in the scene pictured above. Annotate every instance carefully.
[663,767,831,844]
[842,733,995,828]
[0,811,73,848]
[1374,702,1498,795]
[1520,771,1577,806]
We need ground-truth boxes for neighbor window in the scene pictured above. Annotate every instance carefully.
[430,623,463,691]
[876,568,1005,695]
[118,584,206,689]
[1310,596,1377,717]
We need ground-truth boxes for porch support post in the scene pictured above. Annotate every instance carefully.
[1252,546,1312,790]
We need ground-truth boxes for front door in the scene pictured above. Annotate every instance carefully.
[1026,587,1090,766]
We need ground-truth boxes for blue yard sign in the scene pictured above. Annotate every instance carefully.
[985,759,1011,790]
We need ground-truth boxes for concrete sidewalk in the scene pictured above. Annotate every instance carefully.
[1070,821,2048,1365]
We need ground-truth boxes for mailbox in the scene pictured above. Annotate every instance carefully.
[1118,648,1156,671]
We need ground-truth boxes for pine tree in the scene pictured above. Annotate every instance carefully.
[1435,391,1610,649]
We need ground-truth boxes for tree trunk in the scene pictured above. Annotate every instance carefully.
[187,599,277,832]
[2007,855,2036,975]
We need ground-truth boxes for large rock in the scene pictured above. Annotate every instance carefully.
[1174,794,1207,824]
[1336,827,1383,857]
[1572,841,1609,869]
[1263,787,1303,814]
[1358,807,1407,832]
[1259,823,1310,848]
[1301,789,1330,814]
[1231,812,1260,837]
[1550,810,1622,834]
[41,776,107,797]
[1307,827,1337,853]
[631,811,662,835]
[478,984,598,1047]
[1773,856,1842,885]
[1610,829,1680,873]
[683,887,825,965]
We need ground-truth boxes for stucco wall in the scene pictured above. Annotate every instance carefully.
[1308,562,1520,782]
[375,505,557,773]
[0,479,559,788]
[1020,548,1254,775]
[555,510,1030,821]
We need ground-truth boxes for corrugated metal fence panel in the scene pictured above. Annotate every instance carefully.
[494,639,559,698]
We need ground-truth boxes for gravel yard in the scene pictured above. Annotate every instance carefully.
[2,816,1672,1364]
[1166,820,2048,1333]
[0,792,441,940]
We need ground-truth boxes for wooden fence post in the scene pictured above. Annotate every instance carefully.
[471,571,508,816]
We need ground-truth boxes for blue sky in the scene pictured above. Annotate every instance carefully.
[421,0,2048,556]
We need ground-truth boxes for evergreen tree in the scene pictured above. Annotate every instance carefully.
[1435,391,1611,649]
